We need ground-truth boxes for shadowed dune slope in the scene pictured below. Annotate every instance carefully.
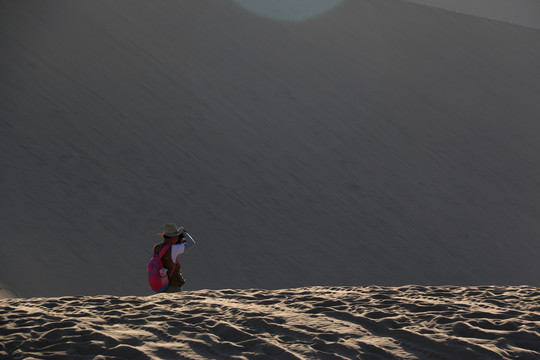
[1,0,540,296]
[1,286,540,359]
[404,0,540,29]
[0,283,19,300]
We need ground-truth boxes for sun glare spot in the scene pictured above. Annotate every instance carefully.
[234,0,344,21]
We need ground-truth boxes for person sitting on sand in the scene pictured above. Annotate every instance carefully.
[154,224,196,293]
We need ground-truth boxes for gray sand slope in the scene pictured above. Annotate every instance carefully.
[1,0,540,297]
[404,0,540,29]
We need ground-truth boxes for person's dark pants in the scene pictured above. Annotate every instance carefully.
[165,286,182,293]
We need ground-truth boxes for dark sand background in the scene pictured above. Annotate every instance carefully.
[1,0,540,297]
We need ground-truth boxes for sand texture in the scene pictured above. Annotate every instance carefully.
[2,286,539,359]
[404,0,540,29]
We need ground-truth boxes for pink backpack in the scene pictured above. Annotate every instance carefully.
[148,245,177,292]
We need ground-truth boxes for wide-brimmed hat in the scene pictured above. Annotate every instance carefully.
[158,223,183,237]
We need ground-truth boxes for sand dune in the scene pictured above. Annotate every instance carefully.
[404,0,540,29]
[2,0,540,297]
[2,286,539,359]
[0,283,18,300]
[2,2,539,357]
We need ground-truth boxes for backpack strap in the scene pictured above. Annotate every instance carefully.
[155,244,171,259]
[155,245,177,280]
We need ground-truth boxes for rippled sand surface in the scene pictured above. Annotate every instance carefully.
[2,286,539,359]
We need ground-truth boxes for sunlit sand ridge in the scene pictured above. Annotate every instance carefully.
[2,286,539,359]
